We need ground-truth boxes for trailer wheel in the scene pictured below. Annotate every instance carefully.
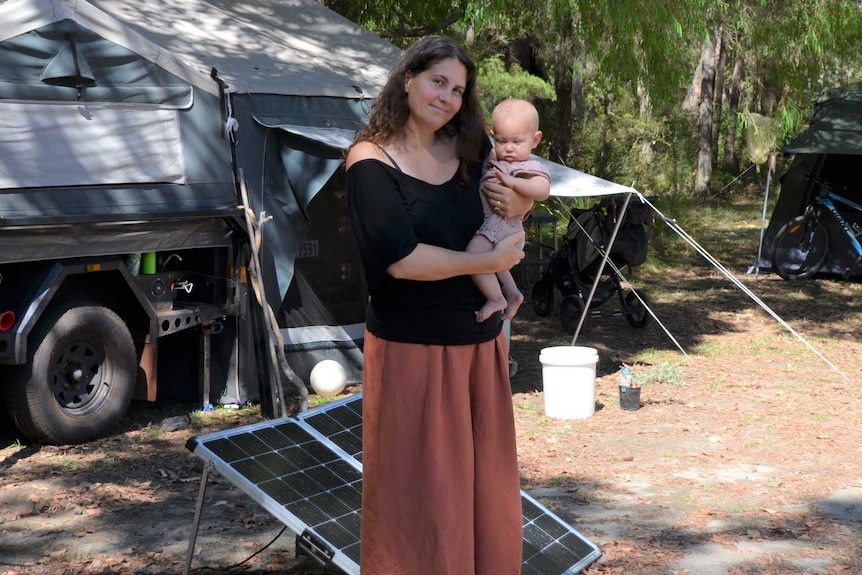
[5,304,137,445]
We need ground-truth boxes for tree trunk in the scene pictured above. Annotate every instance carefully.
[712,27,726,170]
[551,18,575,163]
[694,31,718,197]
[722,55,744,174]
[551,57,573,162]
[637,78,654,165]
[572,62,585,134]
[682,39,712,113]
[549,22,586,165]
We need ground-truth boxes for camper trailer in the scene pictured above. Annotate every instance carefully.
[0,0,400,444]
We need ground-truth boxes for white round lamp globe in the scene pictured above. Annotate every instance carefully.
[309,359,348,397]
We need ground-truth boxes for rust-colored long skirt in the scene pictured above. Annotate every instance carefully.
[360,330,522,575]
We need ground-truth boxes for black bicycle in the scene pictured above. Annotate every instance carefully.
[771,183,862,280]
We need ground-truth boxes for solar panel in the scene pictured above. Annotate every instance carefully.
[186,393,601,574]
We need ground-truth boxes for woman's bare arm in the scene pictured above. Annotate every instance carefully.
[387,231,525,281]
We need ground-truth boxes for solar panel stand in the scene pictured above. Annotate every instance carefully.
[182,460,214,575]
[181,461,342,575]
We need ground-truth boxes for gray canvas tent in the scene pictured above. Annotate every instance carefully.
[0,0,404,400]
[761,80,862,276]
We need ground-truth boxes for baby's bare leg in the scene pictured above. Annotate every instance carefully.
[498,269,524,321]
[467,234,508,322]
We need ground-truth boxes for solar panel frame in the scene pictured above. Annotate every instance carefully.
[186,412,364,573]
[186,393,601,574]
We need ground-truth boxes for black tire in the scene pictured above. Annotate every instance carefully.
[771,213,830,280]
[531,277,555,317]
[4,304,137,445]
[624,290,650,328]
[560,295,586,334]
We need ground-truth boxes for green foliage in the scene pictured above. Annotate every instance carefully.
[641,184,776,274]
[775,104,807,140]
[3,438,23,450]
[477,58,556,116]
[734,0,862,124]
[566,85,699,198]
[574,0,712,107]
[634,194,688,265]
[633,362,686,387]
[320,0,473,44]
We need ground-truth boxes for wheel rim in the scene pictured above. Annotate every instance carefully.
[50,338,111,416]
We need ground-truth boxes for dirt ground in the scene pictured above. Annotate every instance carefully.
[509,267,862,574]
[2,264,862,575]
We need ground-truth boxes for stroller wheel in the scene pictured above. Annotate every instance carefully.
[624,290,650,328]
[531,277,555,317]
[560,295,586,334]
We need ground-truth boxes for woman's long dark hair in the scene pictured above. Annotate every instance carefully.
[353,35,487,170]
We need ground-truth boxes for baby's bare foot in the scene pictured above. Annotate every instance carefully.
[501,289,524,321]
[476,297,507,322]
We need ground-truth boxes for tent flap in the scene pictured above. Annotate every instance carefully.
[251,94,369,152]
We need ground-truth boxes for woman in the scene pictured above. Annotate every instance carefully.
[346,36,541,575]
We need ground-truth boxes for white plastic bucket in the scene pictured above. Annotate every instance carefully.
[539,346,599,420]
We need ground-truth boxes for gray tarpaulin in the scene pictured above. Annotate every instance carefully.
[249,95,370,303]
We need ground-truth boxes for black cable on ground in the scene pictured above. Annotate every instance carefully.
[190,525,287,573]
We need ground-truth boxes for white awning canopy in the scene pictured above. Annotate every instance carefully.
[531,155,638,198]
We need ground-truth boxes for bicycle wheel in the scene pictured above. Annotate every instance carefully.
[771,213,830,280]
[560,295,586,334]
[531,276,555,317]
[624,290,651,329]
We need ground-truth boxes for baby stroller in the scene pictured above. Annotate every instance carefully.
[531,195,653,334]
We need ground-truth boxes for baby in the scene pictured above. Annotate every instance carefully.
[470,98,551,322]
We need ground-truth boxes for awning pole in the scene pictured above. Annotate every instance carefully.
[571,193,632,345]
[754,152,776,284]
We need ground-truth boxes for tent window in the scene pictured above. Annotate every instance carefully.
[0,102,186,188]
